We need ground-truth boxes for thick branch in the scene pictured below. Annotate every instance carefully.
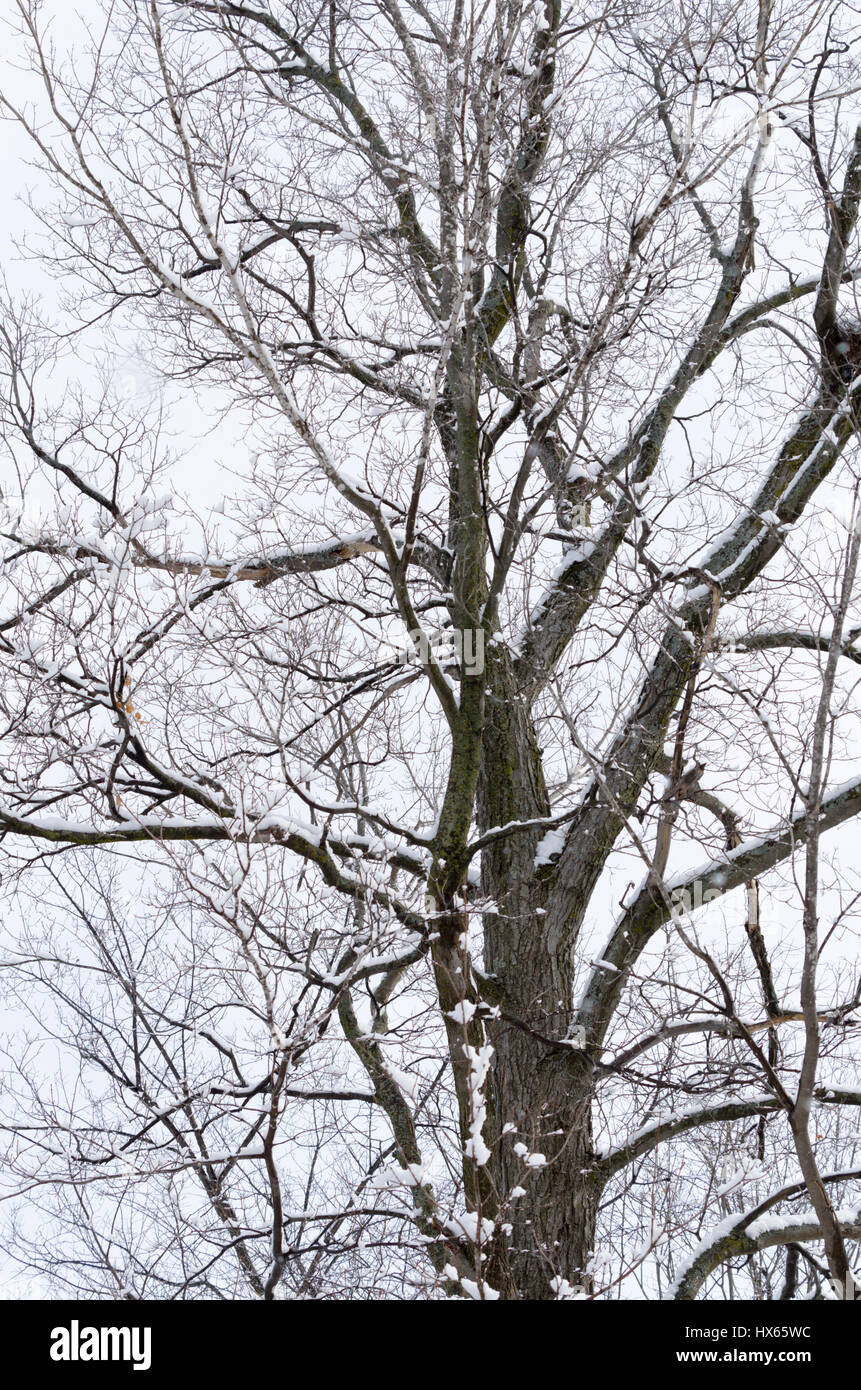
[577,775,861,1047]
[598,1087,861,1179]
[672,1200,861,1301]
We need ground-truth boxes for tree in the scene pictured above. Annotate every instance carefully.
[0,0,861,1300]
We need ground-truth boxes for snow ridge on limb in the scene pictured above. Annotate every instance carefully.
[597,1090,861,1179]
[577,774,861,1049]
[0,805,428,932]
[670,1200,861,1301]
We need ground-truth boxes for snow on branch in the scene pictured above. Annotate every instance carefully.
[670,1201,861,1301]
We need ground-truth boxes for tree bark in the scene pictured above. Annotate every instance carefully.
[477,643,600,1297]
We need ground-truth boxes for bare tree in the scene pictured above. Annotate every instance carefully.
[0,0,861,1301]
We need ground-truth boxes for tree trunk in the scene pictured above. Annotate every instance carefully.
[478,645,600,1298]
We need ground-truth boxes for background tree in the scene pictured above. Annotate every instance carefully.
[0,0,861,1300]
